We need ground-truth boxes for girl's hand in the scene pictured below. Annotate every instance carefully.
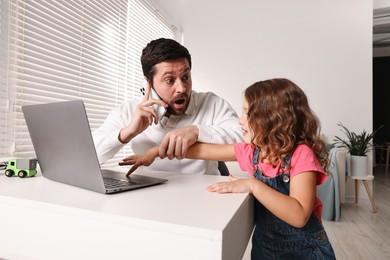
[206,175,254,193]
[119,147,159,176]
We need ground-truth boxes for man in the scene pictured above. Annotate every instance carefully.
[93,38,243,175]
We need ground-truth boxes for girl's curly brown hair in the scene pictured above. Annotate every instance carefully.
[244,78,329,172]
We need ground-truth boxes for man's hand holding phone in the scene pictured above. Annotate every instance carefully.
[118,82,167,143]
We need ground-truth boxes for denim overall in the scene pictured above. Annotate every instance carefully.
[251,148,336,260]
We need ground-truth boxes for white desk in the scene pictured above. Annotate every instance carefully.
[0,170,254,260]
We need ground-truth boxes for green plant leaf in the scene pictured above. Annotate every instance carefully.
[332,122,383,156]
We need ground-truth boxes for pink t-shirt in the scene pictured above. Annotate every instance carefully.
[234,143,327,221]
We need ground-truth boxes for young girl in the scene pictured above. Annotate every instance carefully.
[121,78,336,259]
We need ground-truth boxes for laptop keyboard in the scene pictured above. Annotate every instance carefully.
[103,177,140,188]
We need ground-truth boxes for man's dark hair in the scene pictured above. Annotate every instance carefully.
[141,38,192,83]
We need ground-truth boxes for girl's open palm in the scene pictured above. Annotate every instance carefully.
[206,175,253,193]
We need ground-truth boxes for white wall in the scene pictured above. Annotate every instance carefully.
[183,0,372,171]
[149,0,373,176]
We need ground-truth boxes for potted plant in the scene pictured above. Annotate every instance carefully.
[333,122,382,177]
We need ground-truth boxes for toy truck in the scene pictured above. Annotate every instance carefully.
[5,158,38,178]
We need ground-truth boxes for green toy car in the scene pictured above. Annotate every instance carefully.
[5,158,38,178]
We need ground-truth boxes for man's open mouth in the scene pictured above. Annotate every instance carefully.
[175,99,186,105]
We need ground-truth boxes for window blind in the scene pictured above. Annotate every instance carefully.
[0,0,10,158]
[2,0,175,166]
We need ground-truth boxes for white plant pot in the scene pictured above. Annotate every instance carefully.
[350,155,368,177]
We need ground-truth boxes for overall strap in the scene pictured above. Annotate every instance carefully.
[252,147,292,183]
[281,153,292,183]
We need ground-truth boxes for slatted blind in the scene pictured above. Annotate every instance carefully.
[0,0,10,158]
[1,0,175,166]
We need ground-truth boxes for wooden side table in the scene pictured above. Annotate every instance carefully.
[351,175,377,213]
[385,142,390,176]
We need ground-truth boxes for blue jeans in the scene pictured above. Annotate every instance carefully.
[251,148,336,259]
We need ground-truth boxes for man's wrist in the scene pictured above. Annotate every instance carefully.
[118,128,134,144]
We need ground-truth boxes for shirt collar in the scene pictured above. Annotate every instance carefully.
[184,91,196,116]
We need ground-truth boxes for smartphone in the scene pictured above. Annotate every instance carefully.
[149,86,168,121]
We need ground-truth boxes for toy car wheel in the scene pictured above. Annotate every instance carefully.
[5,169,14,177]
[18,170,27,178]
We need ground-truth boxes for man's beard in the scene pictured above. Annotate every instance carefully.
[165,93,190,116]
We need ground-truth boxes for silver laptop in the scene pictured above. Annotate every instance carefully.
[22,100,167,194]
